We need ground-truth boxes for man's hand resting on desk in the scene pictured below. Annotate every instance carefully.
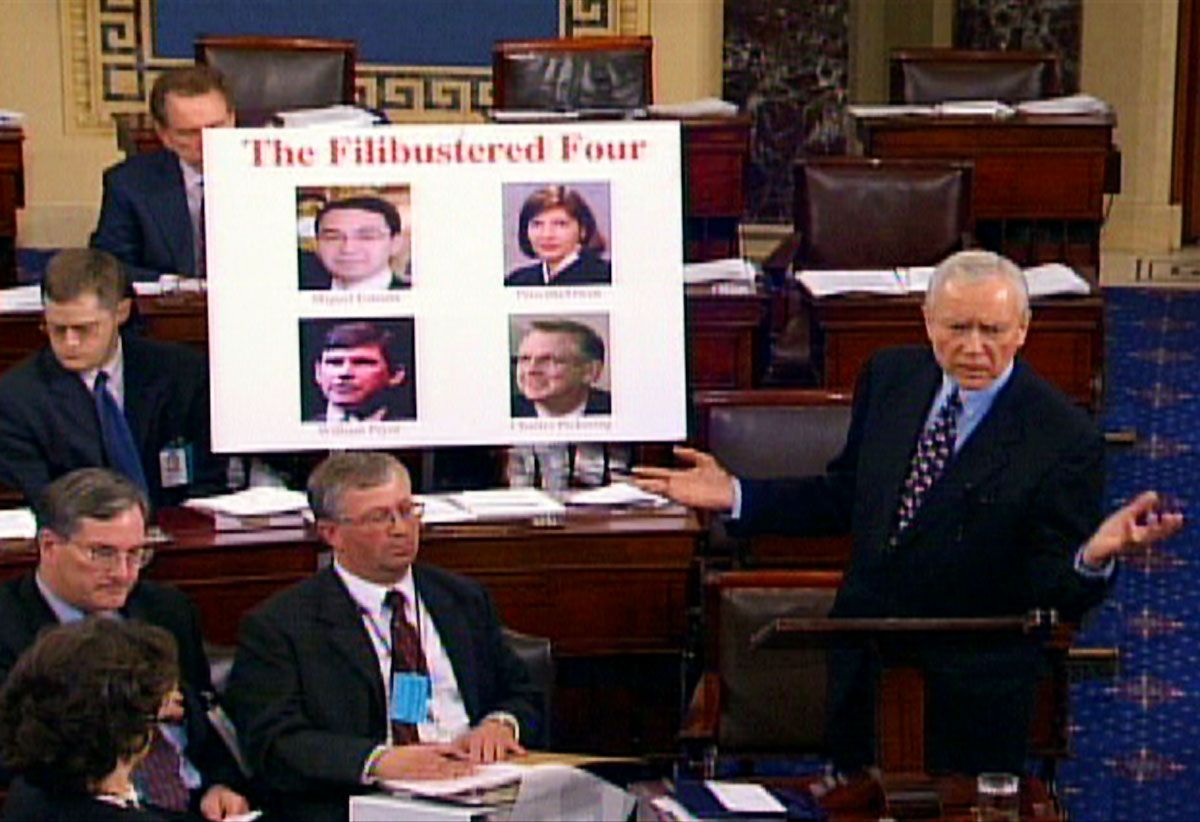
[453,718,526,764]
[631,446,736,512]
[1080,490,1185,567]
[199,784,251,820]
[370,744,475,781]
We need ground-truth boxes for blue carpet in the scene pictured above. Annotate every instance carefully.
[1061,288,1200,821]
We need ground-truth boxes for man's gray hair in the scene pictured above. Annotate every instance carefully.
[925,250,1030,320]
[307,452,410,520]
[35,468,149,539]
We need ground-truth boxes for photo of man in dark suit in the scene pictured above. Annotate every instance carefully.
[301,319,416,423]
[225,452,541,821]
[0,468,250,820]
[0,249,225,509]
[298,194,412,291]
[90,66,234,281]
[635,250,1184,775]
[511,317,611,418]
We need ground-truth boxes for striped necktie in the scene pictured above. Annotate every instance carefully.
[384,589,426,744]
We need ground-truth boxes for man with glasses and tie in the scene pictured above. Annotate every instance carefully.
[225,451,540,821]
[635,250,1184,776]
[0,248,225,508]
[0,468,251,819]
[300,196,411,291]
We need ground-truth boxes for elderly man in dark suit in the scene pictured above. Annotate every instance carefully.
[0,249,225,508]
[636,250,1184,775]
[0,468,250,819]
[225,452,541,821]
[90,65,234,281]
[511,318,612,418]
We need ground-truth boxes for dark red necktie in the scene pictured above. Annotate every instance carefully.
[384,589,426,744]
[134,726,190,812]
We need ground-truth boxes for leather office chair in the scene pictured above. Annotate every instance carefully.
[889,48,1063,104]
[195,35,357,115]
[693,389,853,569]
[681,569,842,775]
[491,36,653,111]
[502,627,555,749]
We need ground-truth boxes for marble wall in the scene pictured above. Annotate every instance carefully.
[956,0,1082,92]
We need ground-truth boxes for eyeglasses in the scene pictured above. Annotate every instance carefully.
[41,320,105,342]
[74,542,155,569]
[515,354,580,370]
[336,503,425,529]
[317,230,393,244]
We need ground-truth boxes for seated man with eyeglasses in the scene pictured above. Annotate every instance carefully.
[225,451,541,821]
[0,248,226,508]
[0,468,251,820]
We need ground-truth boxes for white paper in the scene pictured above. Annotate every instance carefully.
[847,104,937,118]
[682,258,757,285]
[899,266,936,293]
[797,269,904,296]
[451,488,565,520]
[704,781,787,814]
[414,494,477,524]
[1023,263,1092,297]
[0,284,43,313]
[382,762,525,797]
[566,482,669,508]
[647,97,739,118]
[509,763,635,821]
[1016,94,1111,116]
[184,487,311,516]
[275,104,380,128]
[935,99,1016,118]
[0,109,25,125]
[649,796,700,822]
[0,508,36,539]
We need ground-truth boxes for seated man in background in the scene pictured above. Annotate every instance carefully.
[308,321,415,422]
[0,249,226,508]
[512,318,611,418]
[90,65,234,281]
[226,452,540,821]
[636,250,1185,775]
[300,195,411,290]
[0,468,249,820]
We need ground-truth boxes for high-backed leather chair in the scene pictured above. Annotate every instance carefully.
[889,48,1062,104]
[195,35,357,115]
[502,627,555,749]
[693,389,853,569]
[491,36,653,111]
[681,569,842,774]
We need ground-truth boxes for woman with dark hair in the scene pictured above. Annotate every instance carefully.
[505,185,612,286]
[0,618,184,821]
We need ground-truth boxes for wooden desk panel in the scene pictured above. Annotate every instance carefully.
[0,127,25,288]
[806,291,1105,410]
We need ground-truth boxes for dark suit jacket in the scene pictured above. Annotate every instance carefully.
[738,346,1108,771]
[0,574,244,803]
[91,150,196,282]
[297,251,410,290]
[0,334,226,509]
[225,564,540,821]
[3,777,173,822]
[511,388,612,418]
[504,251,611,287]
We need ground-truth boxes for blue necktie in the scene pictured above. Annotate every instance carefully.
[94,370,149,492]
[891,388,962,544]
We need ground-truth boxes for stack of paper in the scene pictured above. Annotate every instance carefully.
[935,99,1016,118]
[0,284,43,313]
[798,269,905,296]
[683,258,757,285]
[0,109,25,127]
[647,97,739,118]
[1024,263,1092,296]
[450,488,565,520]
[0,508,37,540]
[847,104,937,118]
[566,482,670,508]
[185,487,311,517]
[1016,94,1112,116]
[275,104,380,129]
[414,494,477,525]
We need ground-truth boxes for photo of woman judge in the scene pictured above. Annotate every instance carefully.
[0,619,182,821]
[505,185,612,287]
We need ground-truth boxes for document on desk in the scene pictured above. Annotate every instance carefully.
[797,269,905,296]
[184,487,311,517]
[566,482,670,508]
[683,257,758,285]
[1024,263,1092,296]
[451,488,566,520]
[382,762,525,799]
[415,494,478,525]
[0,285,43,313]
[1016,94,1112,116]
[704,781,788,815]
[0,508,36,540]
[847,104,937,118]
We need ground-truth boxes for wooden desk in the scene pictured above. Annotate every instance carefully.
[804,289,1105,410]
[114,113,751,263]
[854,113,1119,268]
[0,127,25,288]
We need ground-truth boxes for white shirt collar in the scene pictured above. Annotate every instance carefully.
[324,401,390,423]
[334,559,416,620]
[79,336,125,405]
[541,249,581,284]
[331,267,394,291]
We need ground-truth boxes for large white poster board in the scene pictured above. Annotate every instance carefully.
[204,122,686,451]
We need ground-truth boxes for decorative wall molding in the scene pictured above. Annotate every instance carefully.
[59,0,648,133]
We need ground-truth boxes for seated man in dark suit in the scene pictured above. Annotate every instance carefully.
[0,249,226,508]
[0,468,250,820]
[300,196,411,290]
[307,321,415,422]
[636,250,1184,775]
[512,319,611,418]
[225,452,541,820]
[90,65,234,281]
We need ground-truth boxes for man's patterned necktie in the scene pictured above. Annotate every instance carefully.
[383,589,426,744]
[891,388,962,545]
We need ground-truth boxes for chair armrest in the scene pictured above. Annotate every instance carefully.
[761,232,802,290]
[680,671,722,742]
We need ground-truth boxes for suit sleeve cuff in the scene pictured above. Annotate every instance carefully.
[483,711,521,744]
[361,744,390,784]
[1075,546,1116,579]
[728,477,744,521]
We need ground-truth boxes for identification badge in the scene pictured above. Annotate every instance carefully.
[390,672,432,724]
[159,443,193,488]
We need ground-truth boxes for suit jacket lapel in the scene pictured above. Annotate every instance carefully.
[120,336,159,461]
[146,153,194,274]
[314,569,387,715]
[873,362,942,536]
[41,349,107,466]
[15,573,60,637]
[416,567,480,721]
